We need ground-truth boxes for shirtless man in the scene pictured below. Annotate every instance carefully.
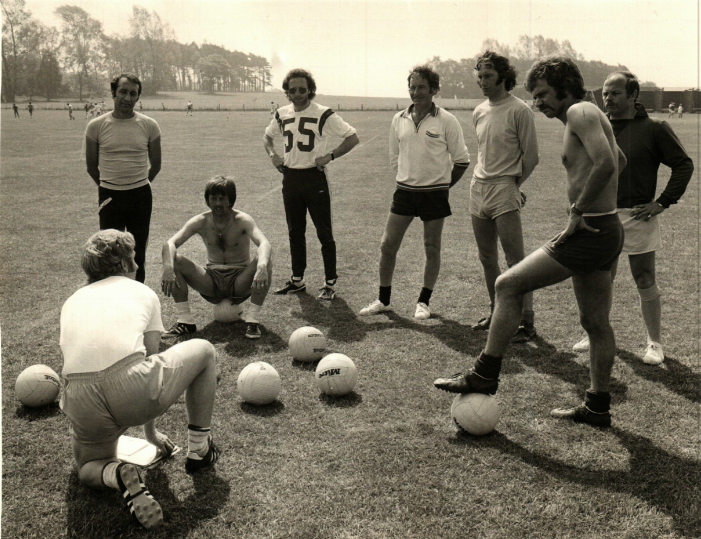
[161,175,273,340]
[435,57,625,427]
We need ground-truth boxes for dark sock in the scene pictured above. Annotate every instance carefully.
[418,287,433,306]
[584,390,611,413]
[379,286,391,306]
[474,351,503,380]
[521,309,535,326]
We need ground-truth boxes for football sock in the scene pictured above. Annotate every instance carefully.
[379,286,391,306]
[584,389,611,413]
[291,276,304,285]
[474,351,503,380]
[102,461,121,490]
[325,278,337,287]
[418,287,433,306]
[175,302,196,325]
[246,303,262,324]
[521,309,535,326]
[188,425,211,457]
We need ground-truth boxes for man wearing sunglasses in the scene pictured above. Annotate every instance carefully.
[264,68,359,300]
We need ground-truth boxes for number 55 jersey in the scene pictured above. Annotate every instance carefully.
[265,102,357,169]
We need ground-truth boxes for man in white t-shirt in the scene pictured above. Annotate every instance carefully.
[263,68,359,300]
[60,230,219,530]
[360,65,470,319]
[469,51,540,342]
[85,74,162,283]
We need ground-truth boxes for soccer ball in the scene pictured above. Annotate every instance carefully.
[15,365,61,408]
[451,393,499,435]
[213,298,244,322]
[289,326,326,362]
[237,362,281,405]
[315,353,357,396]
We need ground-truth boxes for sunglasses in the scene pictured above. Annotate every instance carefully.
[287,87,308,95]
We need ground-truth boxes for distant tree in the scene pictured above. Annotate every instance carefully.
[34,50,63,99]
[1,0,31,102]
[197,53,230,92]
[55,5,105,100]
[129,6,174,94]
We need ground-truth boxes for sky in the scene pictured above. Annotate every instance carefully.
[26,0,700,97]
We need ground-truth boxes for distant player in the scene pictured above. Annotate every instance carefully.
[187,101,193,116]
[68,103,74,120]
[27,101,33,117]
[264,68,359,300]
[60,229,219,530]
[270,101,276,117]
[12,103,19,118]
[84,102,90,119]
[677,104,683,118]
[93,102,102,116]
[469,51,539,342]
[571,71,694,364]
[668,102,675,117]
[360,65,470,319]
[161,102,166,111]
[161,175,273,340]
[85,73,162,284]
[435,57,625,428]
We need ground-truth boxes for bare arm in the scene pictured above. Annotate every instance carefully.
[85,137,100,186]
[240,213,272,291]
[517,109,539,187]
[315,133,360,169]
[142,330,176,456]
[263,134,284,172]
[161,216,204,296]
[148,136,162,182]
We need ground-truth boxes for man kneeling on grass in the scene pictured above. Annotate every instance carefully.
[161,175,273,340]
[60,230,219,530]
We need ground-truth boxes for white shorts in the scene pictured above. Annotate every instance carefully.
[618,209,662,255]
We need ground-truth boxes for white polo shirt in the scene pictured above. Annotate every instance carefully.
[389,103,470,192]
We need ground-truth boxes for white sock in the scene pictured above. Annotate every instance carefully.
[188,426,211,457]
[175,302,196,325]
[246,303,263,324]
[102,461,120,490]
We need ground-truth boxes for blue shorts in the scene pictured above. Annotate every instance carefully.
[390,188,451,221]
[542,213,624,274]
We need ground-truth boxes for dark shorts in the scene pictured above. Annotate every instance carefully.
[390,188,451,222]
[200,264,250,304]
[542,213,624,274]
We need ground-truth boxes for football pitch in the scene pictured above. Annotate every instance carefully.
[1,108,699,538]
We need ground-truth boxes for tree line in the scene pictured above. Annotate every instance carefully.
[428,37,659,100]
[1,0,272,102]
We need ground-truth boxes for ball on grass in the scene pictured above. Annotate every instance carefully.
[451,393,499,435]
[213,298,244,322]
[237,362,280,405]
[15,365,61,408]
[315,353,357,396]
[288,326,326,362]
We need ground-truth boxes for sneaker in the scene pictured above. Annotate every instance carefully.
[472,315,491,331]
[414,302,431,320]
[185,438,220,474]
[572,336,590,353]
[359,299,392,316]
[275,280,306,295]
[318,286,336,301]
[642,341,664,365]
[245,322,262,339]
[511,323,536,344]
[550,404,611,427]
[116,463,163,530]
[433,370,499,395]
[162,322,196,338]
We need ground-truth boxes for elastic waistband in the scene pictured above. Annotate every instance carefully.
[62,352,147,382]
[583,209,617,217]
[471,176,518,185]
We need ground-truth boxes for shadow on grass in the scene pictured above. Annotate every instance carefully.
[294,294,377,343]
[291,358,320,371]
[15,401,62,420]
[451,429,701,538]
[65,463,231,538]
[239,400,285,416]
[616,349,701,403]
[318,391,363,407]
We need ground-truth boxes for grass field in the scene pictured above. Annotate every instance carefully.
[1,107,699,539]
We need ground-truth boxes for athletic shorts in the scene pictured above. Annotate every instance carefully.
[200,263,249,304]
[617,209,662,255]
[469,177,522,220]
[60,345,203,449]
[542,213,624,274]
[390,188,451,221]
